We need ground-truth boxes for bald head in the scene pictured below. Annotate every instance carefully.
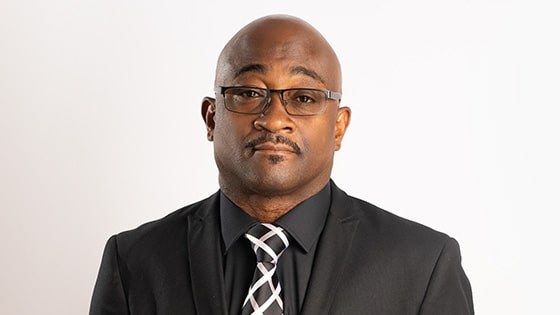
[215,15,342,92]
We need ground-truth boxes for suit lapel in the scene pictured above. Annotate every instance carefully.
[187,193,228,315]
[300,183,360,315]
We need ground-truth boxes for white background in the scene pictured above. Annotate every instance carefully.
[1,0,559,314]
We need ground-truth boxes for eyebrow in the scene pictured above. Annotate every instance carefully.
[289,66,326,85]
[233,64,327,85]
[234,64,266,78]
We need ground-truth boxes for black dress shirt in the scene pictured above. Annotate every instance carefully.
[220,183,331,315]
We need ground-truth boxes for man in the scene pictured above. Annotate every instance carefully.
[90,15,474,315]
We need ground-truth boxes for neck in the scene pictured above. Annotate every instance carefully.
[234,196,297,223]
[220,179,329,223]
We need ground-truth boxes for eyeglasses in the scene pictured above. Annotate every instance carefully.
[214,86,342,116]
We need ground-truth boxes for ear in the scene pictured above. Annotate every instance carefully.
[334,106,351,151]
[201,97,216,141]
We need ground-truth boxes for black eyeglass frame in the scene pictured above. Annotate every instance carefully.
[214,86,342,116]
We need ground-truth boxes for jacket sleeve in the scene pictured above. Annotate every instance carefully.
[90,235,129,315]
[419,237,474,315]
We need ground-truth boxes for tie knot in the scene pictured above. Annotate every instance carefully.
[245,223,289,264]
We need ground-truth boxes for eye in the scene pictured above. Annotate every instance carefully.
[233,88,264,98]
[296,95,314,103]
[291,90,320,104]
[242,90,259,97]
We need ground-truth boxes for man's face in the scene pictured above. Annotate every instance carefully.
[203,20,350,198]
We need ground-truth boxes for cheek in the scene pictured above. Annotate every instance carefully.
[214,110,241,138]
[212,113,245,173]
[213,111,253,153]
[303,119,337,154]
[214,114,232,140]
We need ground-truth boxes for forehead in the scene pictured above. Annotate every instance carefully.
[217,24,341,89]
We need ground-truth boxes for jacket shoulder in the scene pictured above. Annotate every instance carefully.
[354,195,449,241]
[331,183,452,250]
[111,192,219,256]
[327,183,473,314]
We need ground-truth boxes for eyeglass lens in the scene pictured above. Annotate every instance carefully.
[223,87,328,115]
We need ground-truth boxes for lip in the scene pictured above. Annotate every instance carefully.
[252,143,297,153]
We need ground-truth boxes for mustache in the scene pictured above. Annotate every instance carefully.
[245,134,302,154]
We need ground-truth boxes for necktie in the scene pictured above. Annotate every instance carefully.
[241,223,290,315]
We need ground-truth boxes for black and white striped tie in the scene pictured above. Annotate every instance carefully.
[241,223,290,315]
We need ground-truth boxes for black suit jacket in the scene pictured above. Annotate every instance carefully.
[90,183,474,314]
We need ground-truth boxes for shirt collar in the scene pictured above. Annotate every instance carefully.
[220,182,331,254]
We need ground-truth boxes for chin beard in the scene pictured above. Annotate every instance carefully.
[267,155,285,164]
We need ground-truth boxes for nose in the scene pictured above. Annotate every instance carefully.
[253,92,295,133]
